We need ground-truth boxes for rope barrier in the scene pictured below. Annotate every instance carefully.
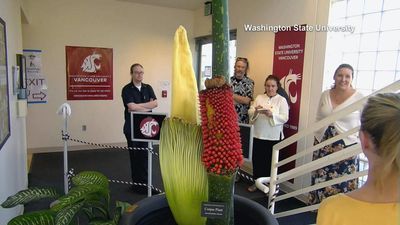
[60,131,263,196]
[268,184,280,210]
[237,170,254,182]
[62,131,159,156]
[66,167,164,193]
[67,168,75,191]
[109,179,163,194]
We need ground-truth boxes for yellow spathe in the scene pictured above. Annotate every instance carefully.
[172,26,199,124]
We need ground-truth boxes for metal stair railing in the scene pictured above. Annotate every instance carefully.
[267,80,400,217]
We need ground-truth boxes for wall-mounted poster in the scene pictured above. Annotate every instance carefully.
[0,17,10,151]
[66,46,113,100]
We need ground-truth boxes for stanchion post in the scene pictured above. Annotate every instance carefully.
[63,117,68,194]
[57,103,71,195]
[268,147,279,213]
[147,142,153,197]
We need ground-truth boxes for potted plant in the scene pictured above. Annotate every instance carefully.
[1,171,131,225]
[119,194,279,225]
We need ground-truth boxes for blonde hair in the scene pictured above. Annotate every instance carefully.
[360,93,400,186]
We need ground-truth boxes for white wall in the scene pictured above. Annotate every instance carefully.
[0,0,28,223]
[22,0,195,151]
[194,0,330,194]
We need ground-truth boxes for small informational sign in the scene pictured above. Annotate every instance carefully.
[131,112,167,143]
[204,66,212,78]
[23,49,48,104]
[201,202,227,219]
[239,123,253,162]
[66,46,113,100]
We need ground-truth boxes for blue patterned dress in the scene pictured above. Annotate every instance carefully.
[308,126,359,205]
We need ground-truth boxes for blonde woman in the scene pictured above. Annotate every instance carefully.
[317,93,400,225]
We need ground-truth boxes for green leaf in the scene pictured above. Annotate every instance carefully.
[81,207,95,220]
[8,210,55,225]
[115,201,131,215]
[55,202,84,225]
[112,212,120,225]
[51,185,108,212]
[72,171,109,189]
[1,188,60,208]
[84,199,109,219]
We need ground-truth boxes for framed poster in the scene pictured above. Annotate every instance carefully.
[66,46,113,100]
[0,17,10,150]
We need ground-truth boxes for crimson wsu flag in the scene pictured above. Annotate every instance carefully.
[66,46,113,100]
[272,25,306,175]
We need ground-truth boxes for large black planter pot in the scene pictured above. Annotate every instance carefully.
[119,194,279,225]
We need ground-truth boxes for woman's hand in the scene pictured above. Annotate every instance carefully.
[264,109,273,117]
[255,105,263,114]
[255,105,272,117]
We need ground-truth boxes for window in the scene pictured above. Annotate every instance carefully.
[195,30,237,90]
[323,0,400,96]
[324,0,400,186]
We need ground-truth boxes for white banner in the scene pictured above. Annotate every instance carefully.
[23,49,48,104]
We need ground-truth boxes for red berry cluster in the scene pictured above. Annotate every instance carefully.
[199,85,243,175]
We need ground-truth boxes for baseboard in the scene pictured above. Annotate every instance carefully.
[27,153,33,172]
[28,142,129,154]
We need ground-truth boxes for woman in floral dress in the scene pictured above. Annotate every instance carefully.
[309,64,364,204]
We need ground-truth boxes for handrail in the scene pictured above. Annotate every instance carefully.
[274,80,400,152]
[277,143,361,184]
[275,170,368,202]
[277,126,359,167]
[267,80,400,214]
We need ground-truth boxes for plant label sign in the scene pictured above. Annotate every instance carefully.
[201,202,227,219]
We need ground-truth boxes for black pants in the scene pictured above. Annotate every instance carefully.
[125,134,148,184]
[252,138,280,180]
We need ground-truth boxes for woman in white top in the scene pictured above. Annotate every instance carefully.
[247,75,289,192]
[309,64,364,204]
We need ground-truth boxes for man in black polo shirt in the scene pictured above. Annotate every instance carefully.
[121,63,157,194]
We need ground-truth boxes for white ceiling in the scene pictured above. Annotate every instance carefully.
[116,0,205,10]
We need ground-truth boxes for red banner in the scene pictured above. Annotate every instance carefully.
[272,26,306,175]
[66,46,113,100]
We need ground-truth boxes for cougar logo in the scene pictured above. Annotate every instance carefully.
[140,117,160,138]
[81,53,101,73]
[280,69,302,104]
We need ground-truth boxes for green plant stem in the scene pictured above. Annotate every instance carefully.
[206,172,236,225]
[212,0,230,80]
